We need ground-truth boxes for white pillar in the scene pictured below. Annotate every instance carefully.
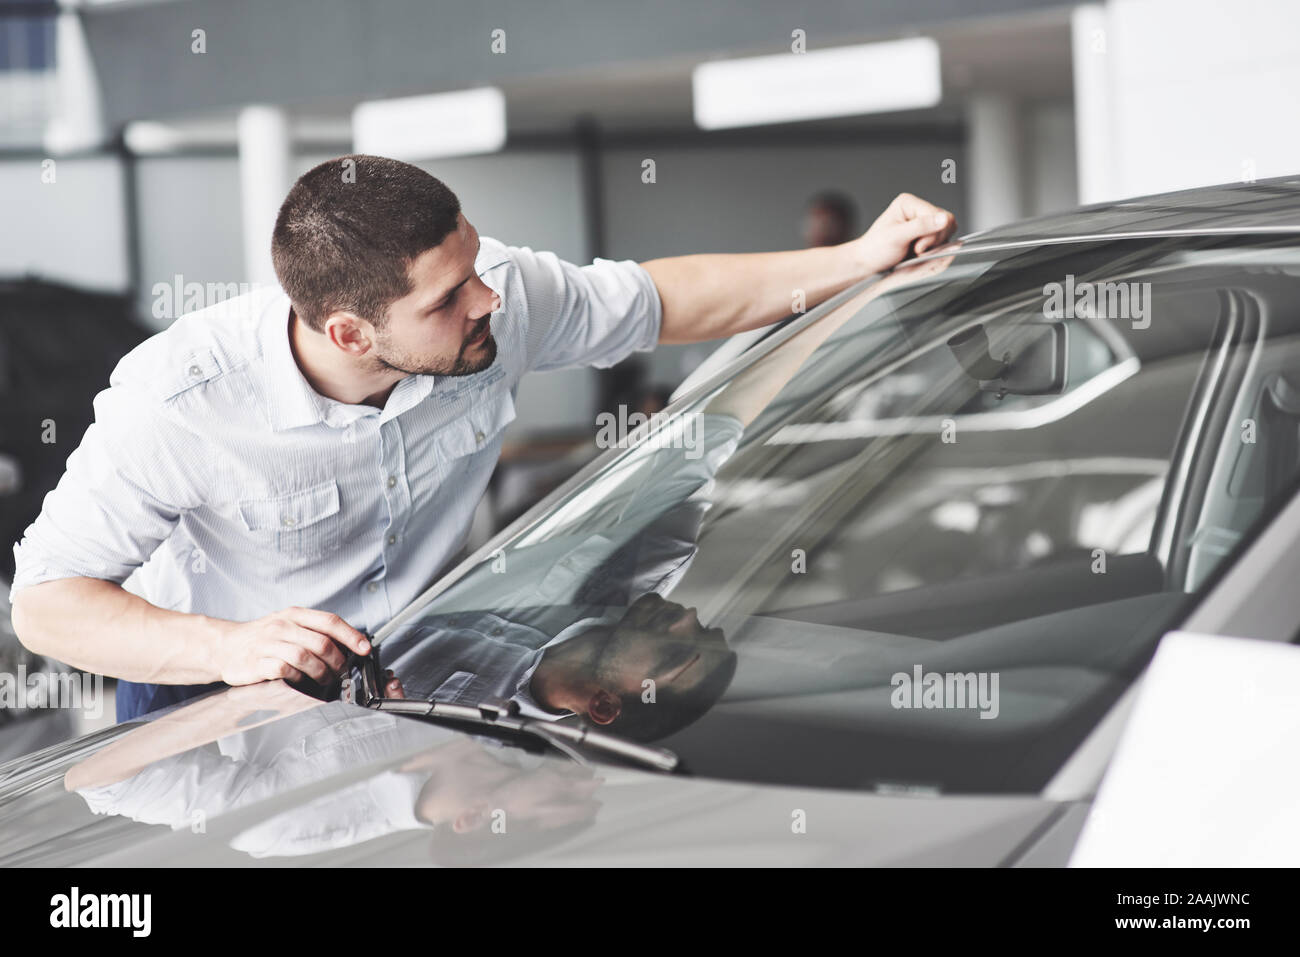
[1071,4,1115,204]
[966,94,1023,233]
[237,105,292,288]
[43,2,106,154]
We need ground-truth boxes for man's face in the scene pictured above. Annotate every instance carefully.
[599,592,734,699]
[371,213,502,377]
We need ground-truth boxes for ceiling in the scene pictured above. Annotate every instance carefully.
[100,7,1075,148]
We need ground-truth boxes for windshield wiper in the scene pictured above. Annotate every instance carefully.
[341,651,680,774]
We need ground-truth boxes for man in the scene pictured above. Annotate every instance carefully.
[10,154,955,721]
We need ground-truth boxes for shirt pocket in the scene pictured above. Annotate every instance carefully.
[237,479,342,560]
[436,389,518,461]
[432,669,478,703]
[298,710,402,759]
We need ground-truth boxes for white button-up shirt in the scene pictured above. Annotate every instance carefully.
[10,236,662,639]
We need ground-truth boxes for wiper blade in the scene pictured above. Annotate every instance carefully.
[371,698,681,774]
[341,651,680,774]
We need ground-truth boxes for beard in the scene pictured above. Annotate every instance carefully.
[373,316,497,377]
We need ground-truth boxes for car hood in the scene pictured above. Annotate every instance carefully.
[0,682,1065,866]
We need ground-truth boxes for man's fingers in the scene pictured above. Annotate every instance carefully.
[895,210,946,245]
[890,193,956,240]
[282,606,371,656]
[258,657,304,684]
[898,207,955,256]
[268,640,335,683]
[893,192,951,225]
[278,625,347,674]
[311,634,348,674]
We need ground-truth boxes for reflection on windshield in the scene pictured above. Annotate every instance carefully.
[379,239,1300,794]
[63,686,601,863]
[375,258,955,746]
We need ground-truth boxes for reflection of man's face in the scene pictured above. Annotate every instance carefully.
[599,592,733,698]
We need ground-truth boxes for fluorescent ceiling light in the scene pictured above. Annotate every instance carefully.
[353,87,506,160]
[692,37,941,130]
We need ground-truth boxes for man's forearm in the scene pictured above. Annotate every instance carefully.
[642,193,957,345]
[12,578,229,684]
[642,241,870,345]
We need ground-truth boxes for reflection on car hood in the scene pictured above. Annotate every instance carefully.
[0,682,1061,867]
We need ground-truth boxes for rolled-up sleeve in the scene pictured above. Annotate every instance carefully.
[508,245,663,373]
[10,379,201,602]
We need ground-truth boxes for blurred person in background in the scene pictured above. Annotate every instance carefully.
[803,190,859,248]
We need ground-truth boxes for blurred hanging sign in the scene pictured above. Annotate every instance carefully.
[353,86,506,161]
[692,36,941,130]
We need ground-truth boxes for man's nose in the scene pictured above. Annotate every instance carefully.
[474,278,502,316]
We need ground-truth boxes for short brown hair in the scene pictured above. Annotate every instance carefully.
[271,154,461,331]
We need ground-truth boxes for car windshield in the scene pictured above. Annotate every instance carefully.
[375,234,1300,794]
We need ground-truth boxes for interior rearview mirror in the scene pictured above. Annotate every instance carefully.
[947,321,1067,397]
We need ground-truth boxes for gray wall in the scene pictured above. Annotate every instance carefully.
[135,155,243,322]
[600,138,968,386]
[0,154,128,292]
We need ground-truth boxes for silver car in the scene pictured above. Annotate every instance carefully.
[4,176,1300,866]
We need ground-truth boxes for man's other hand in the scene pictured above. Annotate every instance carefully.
[851,192,957,276]
[214,606,372,685]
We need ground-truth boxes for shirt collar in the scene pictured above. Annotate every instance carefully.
[259,291,332,432]
[511,613,617,721]
[512,647,563,720]
[259,291,437,431]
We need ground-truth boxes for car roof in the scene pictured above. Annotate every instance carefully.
[938,174,1300,255]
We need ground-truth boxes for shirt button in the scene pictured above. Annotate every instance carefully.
[366,582,378,593]
[386,476,397,488]
[387,535,397,545]
[188,364,202,377]
[281,516,296,527]
[475,431,486,443]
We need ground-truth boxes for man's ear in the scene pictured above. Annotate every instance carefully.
[323,312,376,356]
[586,688,622,726]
